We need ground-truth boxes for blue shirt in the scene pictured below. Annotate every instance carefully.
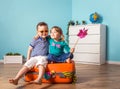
[30,37,49,57]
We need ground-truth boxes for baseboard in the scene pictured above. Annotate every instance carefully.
[75,61,120,65]
[0,60,4,63]
[107,61,120,65]
[75,61,101,65]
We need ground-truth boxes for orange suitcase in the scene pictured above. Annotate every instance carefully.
[24,61,76,83]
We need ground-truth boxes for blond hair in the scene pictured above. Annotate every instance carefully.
[50,26,64,41]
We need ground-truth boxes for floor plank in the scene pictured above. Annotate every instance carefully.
[0,63,120,89]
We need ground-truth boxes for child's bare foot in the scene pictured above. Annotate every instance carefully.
[9,79,18,85]
[66,58,71,63]
[29,80,41,85]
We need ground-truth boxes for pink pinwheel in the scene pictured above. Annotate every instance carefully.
[73,28,88,48]
[77,28,88,38]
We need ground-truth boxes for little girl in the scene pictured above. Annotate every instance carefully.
[35,26,74,63]
[48,26,74,63]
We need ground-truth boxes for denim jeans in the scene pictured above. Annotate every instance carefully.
[47,52,73,62]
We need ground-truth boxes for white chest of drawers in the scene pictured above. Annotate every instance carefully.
[69,24,106,65]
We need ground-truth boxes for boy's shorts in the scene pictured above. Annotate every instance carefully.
[24,56,48,69]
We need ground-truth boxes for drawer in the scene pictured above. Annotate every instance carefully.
[73,53,101,63]
[69,24,102,35]
[69,44,100,53]
[69,35,100,44]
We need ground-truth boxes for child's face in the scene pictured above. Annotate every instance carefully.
[50,28,61,40]
[37,25,48,39]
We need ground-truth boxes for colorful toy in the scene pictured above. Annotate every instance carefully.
[77,28,88,38]
[44,72,51,80]
[73,28,88,48]
[89,12,99,23]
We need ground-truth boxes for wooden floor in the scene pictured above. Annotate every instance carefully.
[0,63,120,89]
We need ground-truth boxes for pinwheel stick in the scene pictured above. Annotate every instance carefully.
[73,37,79,48]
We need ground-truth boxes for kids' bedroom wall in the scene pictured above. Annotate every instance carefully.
[0,0,72,60]
[0,0,120,63]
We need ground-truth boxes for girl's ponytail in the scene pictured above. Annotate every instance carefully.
[61,34,65,41]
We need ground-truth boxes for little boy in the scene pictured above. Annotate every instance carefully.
[9,22,49,85]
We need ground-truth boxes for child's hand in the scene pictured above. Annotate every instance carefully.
[34,34,39,40]
[70,48,75,53]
